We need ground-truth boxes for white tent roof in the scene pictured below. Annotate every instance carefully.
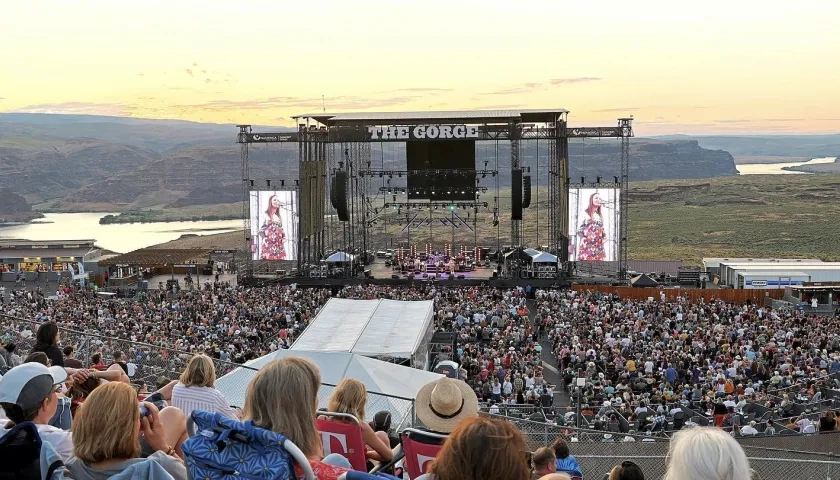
[291,298,434,359]
[528,251,558,263]
[215,350,442,421]
[325,251,355,262]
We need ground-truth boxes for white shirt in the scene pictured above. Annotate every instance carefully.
[172,384,238,420]
[1,424,74,462]
[741,425,758,436]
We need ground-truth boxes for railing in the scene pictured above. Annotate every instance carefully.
[0,314,416,432]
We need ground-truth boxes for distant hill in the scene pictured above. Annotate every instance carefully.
[0,187,42,222]
[8,112,828,217]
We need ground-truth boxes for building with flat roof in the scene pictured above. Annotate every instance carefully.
[0,239,101,281]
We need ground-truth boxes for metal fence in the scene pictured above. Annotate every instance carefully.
[0,314,415,430]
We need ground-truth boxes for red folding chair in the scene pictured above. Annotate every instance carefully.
[317,412,368,471]
[401,428,447,479]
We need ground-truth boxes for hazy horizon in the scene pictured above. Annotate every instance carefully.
[1,0,839,136]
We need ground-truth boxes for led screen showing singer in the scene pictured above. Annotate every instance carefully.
[568,188,621,262]
[249,190,298,261]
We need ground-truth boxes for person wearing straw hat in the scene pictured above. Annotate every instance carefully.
[416,377,479,435]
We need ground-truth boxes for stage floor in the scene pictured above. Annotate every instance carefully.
[368,259,495,280]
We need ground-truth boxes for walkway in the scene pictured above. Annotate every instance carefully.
[528,298,573,408]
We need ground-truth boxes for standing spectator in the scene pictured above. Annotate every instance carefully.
[171,354,239,420]
[63,346,84,369]
[608,461,645,480]
[90,353,108,371]
[32,322,64,367]
[111,351,128,376]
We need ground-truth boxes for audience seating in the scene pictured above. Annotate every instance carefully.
[401,428,447,479]
[317,412,368,472]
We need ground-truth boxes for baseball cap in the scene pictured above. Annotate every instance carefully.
[0,363,68,410]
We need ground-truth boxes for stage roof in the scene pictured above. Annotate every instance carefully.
[290,298,434,359]
[293,109,569,126]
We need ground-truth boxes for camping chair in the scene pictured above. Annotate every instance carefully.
[316,412,368,471]
[401,428,448,479]
[184,411,314,480]
[339,471,402,480]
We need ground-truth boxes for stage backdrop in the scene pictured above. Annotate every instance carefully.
[568,188,620,262]
[250,190,298,261]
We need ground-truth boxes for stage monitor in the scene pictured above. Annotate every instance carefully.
[406,140,475,201]
[568,188,620,262]
[249,190,298,261]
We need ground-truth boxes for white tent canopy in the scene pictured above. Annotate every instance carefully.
[528,251,558,263]
[291,298,435,362]
[325,251,355,263]
[215,350,442,423]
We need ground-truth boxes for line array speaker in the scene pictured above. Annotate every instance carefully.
[332,171,349,221]
[523,174,532,208]
[511,168,523,220]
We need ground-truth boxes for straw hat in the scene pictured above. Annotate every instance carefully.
[416,377,479,433]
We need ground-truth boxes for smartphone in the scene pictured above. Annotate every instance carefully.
[139,404,151,417]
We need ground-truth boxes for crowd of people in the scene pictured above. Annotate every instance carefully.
[1,281,839,479]
[537,289,840,435]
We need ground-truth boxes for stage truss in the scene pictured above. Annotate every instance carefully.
[236,111,633,280]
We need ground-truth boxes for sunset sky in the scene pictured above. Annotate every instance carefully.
[1,0,838,134]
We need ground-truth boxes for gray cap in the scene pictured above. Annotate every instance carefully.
[0,363,68,410]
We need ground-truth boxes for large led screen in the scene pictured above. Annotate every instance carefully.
[250,190,298,261]
[568,188,620,262]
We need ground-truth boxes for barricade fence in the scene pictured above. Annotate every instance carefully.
[0,314,415,430]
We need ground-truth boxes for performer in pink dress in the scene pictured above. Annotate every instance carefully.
[259,194,287,260]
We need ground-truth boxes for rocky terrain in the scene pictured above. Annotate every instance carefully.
[0,187,42,222]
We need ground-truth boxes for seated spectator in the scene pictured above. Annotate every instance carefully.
[539,475,571,480]
[552,438,582,477]
[415,377,480,440]
[532,447,557,479]
[819,411,837,432]
[171,354,239,420]
[0,363,74,461]
[242,357,351,479]
[664,427,752,480]
[370,411,400,449]
[325,378,393,463]
[425,416,531,480]
[66,381,187,479]
[608,460,645,480]
[740,421,758,436]
[63,346,83,369]
[0,342,21,371]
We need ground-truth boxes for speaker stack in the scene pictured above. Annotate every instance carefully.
[330,171,349,221]
[511,169,523,220]
[522,175,532,208]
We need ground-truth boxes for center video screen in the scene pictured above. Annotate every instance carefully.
[406,140,476,201]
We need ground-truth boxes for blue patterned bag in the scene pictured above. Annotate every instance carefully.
[182,411,308,480]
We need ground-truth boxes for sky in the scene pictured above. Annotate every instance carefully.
[1,0,839,135]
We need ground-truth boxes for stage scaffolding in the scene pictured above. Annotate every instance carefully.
[236,110,633,280]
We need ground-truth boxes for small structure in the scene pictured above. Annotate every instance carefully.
[98,248,214,283]
[785,283,840,313]
[630,273,659,288]
[0,239,100,282]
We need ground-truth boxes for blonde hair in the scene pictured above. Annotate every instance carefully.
[72,382,140,463]
[328,378,367,422]
[243,357,322,457]
[180,354,217,388]
[664,427,751,480]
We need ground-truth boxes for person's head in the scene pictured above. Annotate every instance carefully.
[328,378,367,422]
[538,475,571,480]
[63,346,75,358]
[552,437,571,459]
[0,363,67,426]
[664,427,751,480]
[265,194,282,219]
[24,352,50,366]
[35,321,59,346]
[243,357,321,457]
[113,351,123,362]
[533,446,557,477]
[5,343,16,354]
[428,416,530,480]
[72,382,141,463]
[372,411,392,432]
[609,460,645,480]
[91,353,102,365]
[179,354,217,388]
[586,192,604,217]
[416,377,480,433]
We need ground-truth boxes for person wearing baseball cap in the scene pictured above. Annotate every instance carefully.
[0,362,74,462]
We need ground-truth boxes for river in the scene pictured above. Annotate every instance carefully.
[0,213,241,253]
[736,156,838,175]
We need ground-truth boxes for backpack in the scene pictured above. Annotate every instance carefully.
[0,422,65,480]
[181,411,313,480]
